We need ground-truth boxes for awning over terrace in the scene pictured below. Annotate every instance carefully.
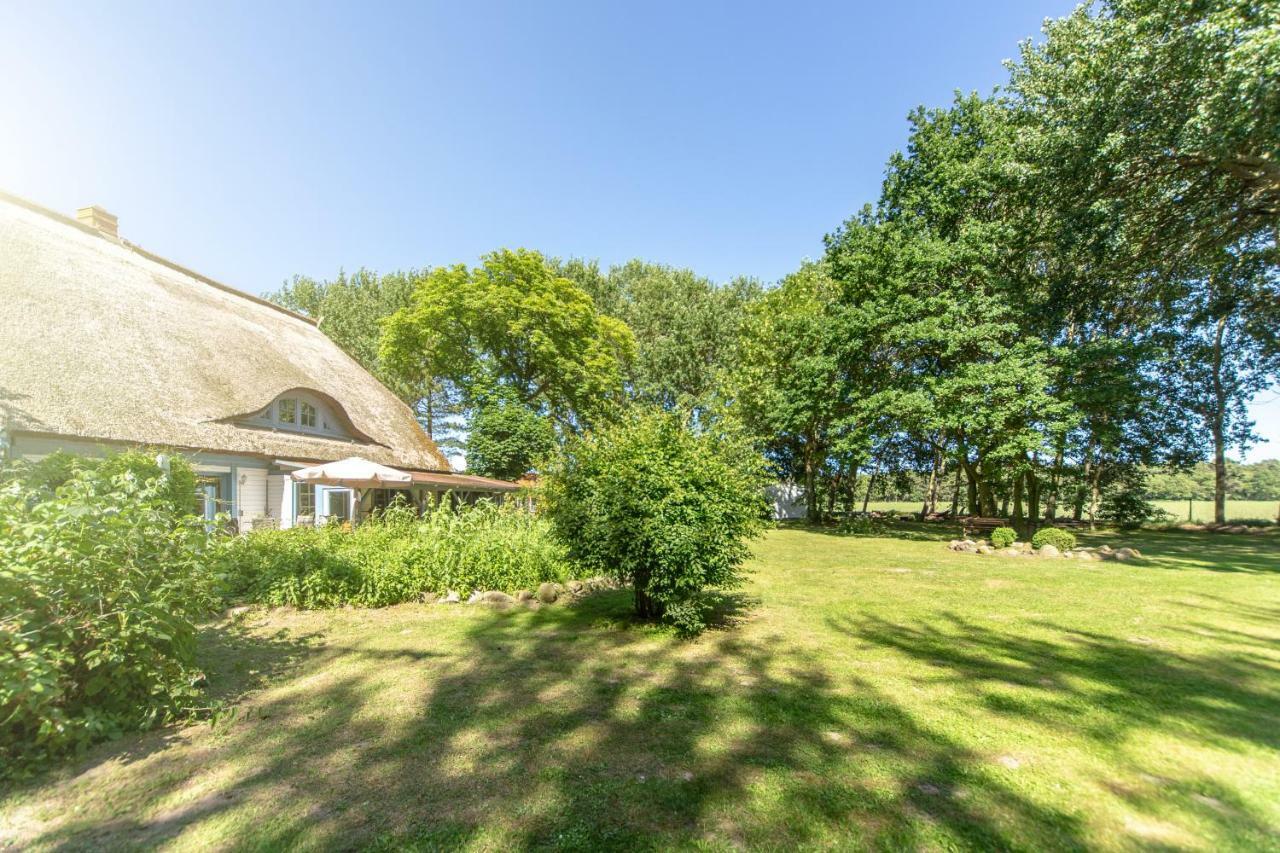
[290,456,413,489]
[288,456,522,493]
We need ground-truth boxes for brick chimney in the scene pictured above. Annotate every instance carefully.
[76,205,118,239]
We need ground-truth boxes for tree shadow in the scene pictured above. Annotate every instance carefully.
[17,593,1098,851]
[196,617,326,706]
[1092,531,1280,574]
[830,611,1280,751]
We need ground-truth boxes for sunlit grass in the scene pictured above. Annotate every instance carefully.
[1,525,1277,850]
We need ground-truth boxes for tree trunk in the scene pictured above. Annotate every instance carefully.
[922,449,941,516]
[1211,314,1229,525]
[862,471,878,513]
[1075,437,1095,522]
[632,569,663,621]
[1026,462,1041,527]
[804,444,819,524]
[1045,437,1065,521]
[950,462,961,515]
[1011,470,1025,527]
[974,457,997,517]
[1088,458,1103,530]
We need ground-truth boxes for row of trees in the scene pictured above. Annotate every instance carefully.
[272,0,1278,527]
[735,0,1280,526]
[271,253,764,480]
[1147,460,1280,503]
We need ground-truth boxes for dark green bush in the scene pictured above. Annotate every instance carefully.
[541,409,768,635]
[1031,526,1077,550]
[0,451,216,772]
[990,527,1017,548]
[216,500,569,608]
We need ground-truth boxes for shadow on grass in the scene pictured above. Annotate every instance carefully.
[1089,531,1280,574]
[197,619,326,706]
[17,590,1108,851]
[827,610,1280,846]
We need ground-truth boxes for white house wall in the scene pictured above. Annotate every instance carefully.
[237,467,268,530]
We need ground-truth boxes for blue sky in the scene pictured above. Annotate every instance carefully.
[1,1,1276,460]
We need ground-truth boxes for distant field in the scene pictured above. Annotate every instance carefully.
[864,500,1279,523]
[1152,499,1279,523]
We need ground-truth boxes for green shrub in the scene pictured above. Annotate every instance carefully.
[0,452,216,772]
[216,499,569,608]
[990,527,1017,548]
[541,409,768,636]
[1031,527,1077,550]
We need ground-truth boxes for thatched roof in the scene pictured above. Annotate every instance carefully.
[0,192,451,472]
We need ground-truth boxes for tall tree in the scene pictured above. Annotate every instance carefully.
[380,249,635,433]
[555,258,760,413]
[827,96,1070,516]
[730,261,858,522]
[1167,242,1280,522]
[465,390,556,481]
[269,269,464,448]
[1010,0,1280,268]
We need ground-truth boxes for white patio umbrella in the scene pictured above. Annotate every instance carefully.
[290,456,412,489]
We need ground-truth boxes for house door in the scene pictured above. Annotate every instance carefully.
[194,476,225,521]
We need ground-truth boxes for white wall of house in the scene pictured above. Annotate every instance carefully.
[268,473,291,528]
[237,467,268,530]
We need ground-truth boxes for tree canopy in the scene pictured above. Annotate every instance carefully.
[380,249,635,433]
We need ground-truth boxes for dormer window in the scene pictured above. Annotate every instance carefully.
[233,389,371,444]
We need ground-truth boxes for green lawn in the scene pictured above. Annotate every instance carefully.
[3,526,1279,850]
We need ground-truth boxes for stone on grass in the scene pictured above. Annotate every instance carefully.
[977,545,994,555]
[467,591,484,604]
[441,590,460,604]
[481,591,515,606]
[536,582,561,603]
[515,589,534,602]
[1038,544,1061,558]
[224,605,252,620]
[567,580,585,594]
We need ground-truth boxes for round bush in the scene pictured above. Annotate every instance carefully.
[990,527,1017,548]
[1032,526,1077,551]
[542,409,768,635]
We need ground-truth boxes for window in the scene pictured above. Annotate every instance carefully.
[300,401,317,428]
[278,398,297,424]
[296,483,315,519]
[370,488,411,515]
[194,476,229,522]
[327,489,351,522]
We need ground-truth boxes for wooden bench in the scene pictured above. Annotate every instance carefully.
[962,517,1011,538]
